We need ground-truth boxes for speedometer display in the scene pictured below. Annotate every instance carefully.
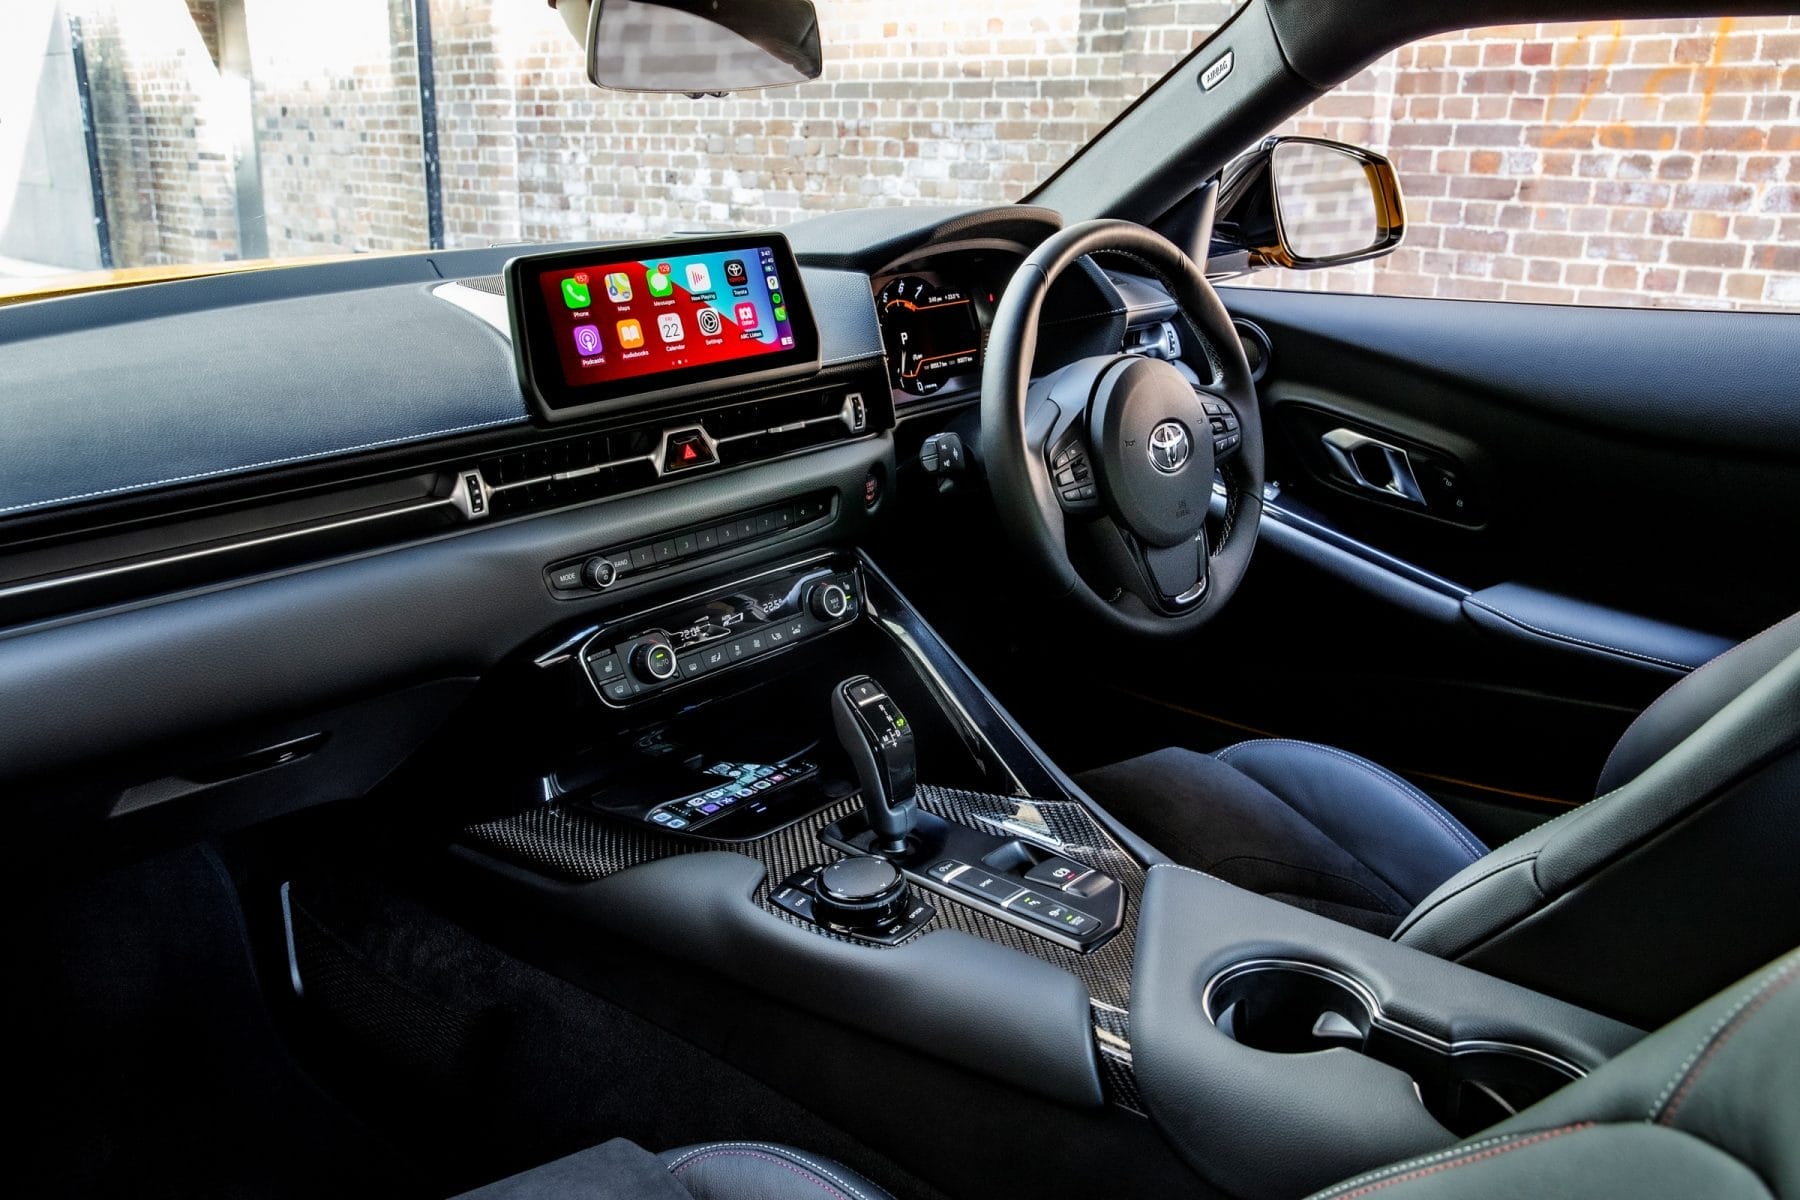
[876,275,981,397]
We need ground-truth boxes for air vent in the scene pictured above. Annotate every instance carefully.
[478,382,872,519]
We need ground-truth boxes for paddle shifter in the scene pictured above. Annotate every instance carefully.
[831,675,918,854]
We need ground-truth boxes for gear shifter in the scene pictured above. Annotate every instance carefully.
[831,676,918,854]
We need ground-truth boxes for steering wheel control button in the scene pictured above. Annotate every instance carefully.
[1025,857,1093,890]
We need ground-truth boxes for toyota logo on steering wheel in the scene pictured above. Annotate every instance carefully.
[1148,421,1192,474]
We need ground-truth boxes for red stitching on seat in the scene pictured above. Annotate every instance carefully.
[1659,962,1800,1125]
[1330,1124,1593,1199]
[671,1149,852,1200]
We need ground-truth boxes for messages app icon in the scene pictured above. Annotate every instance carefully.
[561,275,590,308]
[648,266,674,298]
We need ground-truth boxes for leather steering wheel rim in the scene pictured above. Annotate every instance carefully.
[979,219,1264,637]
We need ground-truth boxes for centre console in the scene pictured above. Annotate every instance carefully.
[449,545,1651,1196]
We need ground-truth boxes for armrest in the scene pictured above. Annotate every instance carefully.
[1131,864,1642,1199]
[1464,582,1733,675]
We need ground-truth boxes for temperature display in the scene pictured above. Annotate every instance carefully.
[876,274,982,397]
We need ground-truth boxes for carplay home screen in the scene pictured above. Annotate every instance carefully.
[541,244,797,387]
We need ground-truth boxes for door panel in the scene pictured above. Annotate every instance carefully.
[1221,289,1800,636]
[1133,287,1800,817]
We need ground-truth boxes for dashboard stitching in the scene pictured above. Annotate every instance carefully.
[0,414,525,515]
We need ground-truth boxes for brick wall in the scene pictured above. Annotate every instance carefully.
[73,0,240,266]
[46,5,1800,313]
[1254,17,1800,310]
[434,0,1239,243]
[244,0,428,256]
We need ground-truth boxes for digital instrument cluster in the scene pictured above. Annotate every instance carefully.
[873,262,1010,401]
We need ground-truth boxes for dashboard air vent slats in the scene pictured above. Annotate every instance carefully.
[477,379,875,521]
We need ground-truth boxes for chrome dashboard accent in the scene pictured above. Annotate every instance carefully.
[432,279,513,337]
[0,491,462,610]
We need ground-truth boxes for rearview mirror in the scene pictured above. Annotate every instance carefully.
[1209,137,1405,273]
[558,0,823,95]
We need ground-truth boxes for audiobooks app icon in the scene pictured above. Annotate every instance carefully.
[615,319,645,349]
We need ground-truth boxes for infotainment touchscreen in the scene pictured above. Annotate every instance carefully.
[505,232,821,421]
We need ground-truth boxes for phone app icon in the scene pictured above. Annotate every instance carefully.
[572,324,602,356]
[658,312,685,343]
[561,275,590,309]
[647,266,674,298]
[604,272,632,302]
[697,308,722,336]
[724,259,747,286]
[773,305,787,322]
[685,262,712,293]
[615,319,644,349]
[734,302,759,329]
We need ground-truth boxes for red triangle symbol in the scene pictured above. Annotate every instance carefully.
[681,443,698,461]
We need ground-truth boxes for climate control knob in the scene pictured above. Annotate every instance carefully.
[807,581,850,621]
[629,635,678,684]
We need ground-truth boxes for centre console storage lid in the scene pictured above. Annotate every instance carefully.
[1131,864,1644,1200]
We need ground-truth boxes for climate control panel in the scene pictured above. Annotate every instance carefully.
[579,561,862,705]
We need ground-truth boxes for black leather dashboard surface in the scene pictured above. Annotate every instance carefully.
[0,263,881,522]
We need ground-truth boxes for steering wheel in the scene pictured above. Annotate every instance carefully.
[979,220,1264,637]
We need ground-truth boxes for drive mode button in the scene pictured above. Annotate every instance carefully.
[947,867,1024,905]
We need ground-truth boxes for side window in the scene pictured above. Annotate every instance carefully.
[1244,17,1800,311]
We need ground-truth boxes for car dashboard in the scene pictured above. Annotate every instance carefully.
[0,203,1201,837]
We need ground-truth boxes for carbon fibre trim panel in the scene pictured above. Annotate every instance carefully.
[1092,1001,1145,1116]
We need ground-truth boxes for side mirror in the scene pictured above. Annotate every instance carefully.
[557,0,823,96]
[1208,137,1404,274]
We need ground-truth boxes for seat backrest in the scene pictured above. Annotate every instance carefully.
[1306,947,1800,1200]
[1393,614,1800,1027]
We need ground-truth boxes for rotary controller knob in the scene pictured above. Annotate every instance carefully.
[808,581,850,621]
[629,634,678,684]
[812,856,912,930]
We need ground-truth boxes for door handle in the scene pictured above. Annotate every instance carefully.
[1320,428,1426,505]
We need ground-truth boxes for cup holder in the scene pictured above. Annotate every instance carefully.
[1203,960,1581,1136]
